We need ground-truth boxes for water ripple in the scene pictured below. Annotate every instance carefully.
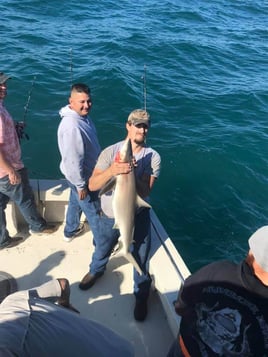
[1,0,268,270]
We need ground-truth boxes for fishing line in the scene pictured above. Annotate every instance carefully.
[70,47,73,86]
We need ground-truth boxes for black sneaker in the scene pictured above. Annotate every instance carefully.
[134,298,148,322]
[0,237,24,250]
[63,223,85,243]
[79,272,104,290]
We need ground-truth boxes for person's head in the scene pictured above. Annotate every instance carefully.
[126,109,150,145]
[246,226,268,283]
[69,83,92,117]
[0,72,11,100]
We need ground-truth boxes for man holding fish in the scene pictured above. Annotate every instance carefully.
[79,109,161,322]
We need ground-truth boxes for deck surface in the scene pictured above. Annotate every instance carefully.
[0,223,174,357]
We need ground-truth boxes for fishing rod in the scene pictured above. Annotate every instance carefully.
[142,64,147,111]
[16,75,36,141]
[23,75,36,123]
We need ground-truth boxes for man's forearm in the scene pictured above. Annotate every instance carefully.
[88,167,113,191]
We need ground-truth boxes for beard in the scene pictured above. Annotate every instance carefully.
[134,136,146,145]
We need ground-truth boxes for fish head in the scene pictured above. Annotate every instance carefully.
[118,138,133,163]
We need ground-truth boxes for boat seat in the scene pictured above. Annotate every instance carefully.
[38,179,71,223]
[6,179,86,235]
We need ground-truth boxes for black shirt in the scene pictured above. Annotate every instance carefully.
[176,260,268,356]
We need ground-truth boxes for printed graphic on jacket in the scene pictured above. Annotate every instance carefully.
[195,302,250,355]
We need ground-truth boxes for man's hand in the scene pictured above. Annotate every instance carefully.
[111,152,134,175]
[15,121,29,141]
[110,161,133,176]
[8,169,21,185]
[78,188,88,200]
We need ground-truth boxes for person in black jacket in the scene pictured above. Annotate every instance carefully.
[167,226,268,357]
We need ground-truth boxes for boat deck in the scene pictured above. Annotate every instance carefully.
[0,179,191,356]
[1,223,173,356]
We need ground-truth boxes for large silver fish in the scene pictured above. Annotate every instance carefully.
[100,138,151,275]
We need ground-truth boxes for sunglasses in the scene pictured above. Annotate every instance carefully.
[134,123,149,129]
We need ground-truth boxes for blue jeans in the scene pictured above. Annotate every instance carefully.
[64,181,101,240]
[0,168,46,247]
[90,208,152,300]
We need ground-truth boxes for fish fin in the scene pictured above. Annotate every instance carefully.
[124,252,143,275]
[136,195,151,209]
[111,241,122,256]
[113,221,119,229]
[99,177,116,197]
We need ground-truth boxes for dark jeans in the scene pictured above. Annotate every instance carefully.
[0,168,46,246]
[90,208,152,300]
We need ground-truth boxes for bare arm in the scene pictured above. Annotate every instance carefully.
[0,144,21,185]
[88,161,132,192]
